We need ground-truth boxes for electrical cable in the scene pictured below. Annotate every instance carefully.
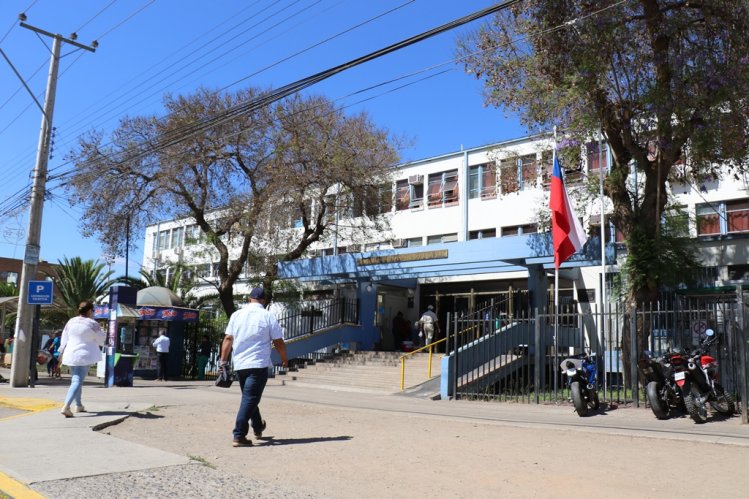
[72,0,118,34]
[1,0,311,181]
[4,0,632,219]
[43,0,418,178]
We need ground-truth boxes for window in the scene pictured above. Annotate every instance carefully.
[195,264,211,278]
[587,142,609,174]
[541,151,553,186]
[501,224,537,236]
[727,200,749,233]
[426,170,459,208]
[395,180,410,211]
[158,230,170,251]
[185,225,203,245]
[728,264,749,281]
[407,237,423,248]
[170,227,183,249]
[499,157,519,194]
[427,233,458,245]
[469,163,497,200]
[353,184,393,217]
[696,204,721,236]
[0,271,18,284]
[443,172,458,205]
[520,154,537,190]
[469,166,479,198]
[469,229,496,240]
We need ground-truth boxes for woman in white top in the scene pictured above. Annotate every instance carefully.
[58,300,106,417]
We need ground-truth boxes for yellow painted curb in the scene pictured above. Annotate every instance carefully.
[0,471,45,498]
[0,397,59,413]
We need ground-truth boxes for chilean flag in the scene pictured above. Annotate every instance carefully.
[550,155,588,269]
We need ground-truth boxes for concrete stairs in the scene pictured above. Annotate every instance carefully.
[281,351,442,396]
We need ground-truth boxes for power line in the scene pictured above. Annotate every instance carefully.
[73,0,119,34]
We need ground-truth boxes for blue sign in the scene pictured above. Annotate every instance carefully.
[28,280,54,305]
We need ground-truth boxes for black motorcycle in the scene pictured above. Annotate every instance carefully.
[639,349,687,420]
[561,354,599,417]
[679,329,735,424]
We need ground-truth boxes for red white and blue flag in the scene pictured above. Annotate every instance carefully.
[550,155,588,269]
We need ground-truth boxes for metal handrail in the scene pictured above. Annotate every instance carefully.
[398,323,481,391]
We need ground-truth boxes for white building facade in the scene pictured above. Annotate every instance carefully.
[142,133,749,327]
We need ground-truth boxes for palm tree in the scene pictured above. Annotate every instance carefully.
[49,257,118,315]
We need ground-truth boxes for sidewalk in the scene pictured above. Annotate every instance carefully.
[3,365,749,498]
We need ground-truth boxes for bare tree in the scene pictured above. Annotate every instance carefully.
[66,88,400,316]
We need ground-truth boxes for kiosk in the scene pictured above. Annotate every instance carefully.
[95,286,199,381]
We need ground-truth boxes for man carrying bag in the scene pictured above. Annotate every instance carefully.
[219,287,288,447]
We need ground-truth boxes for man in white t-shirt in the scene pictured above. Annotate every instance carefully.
[152,331,171,381]
[418,305,440,347]
[220,287,288,448]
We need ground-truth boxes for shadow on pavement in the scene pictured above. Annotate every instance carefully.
[258,435,352,446]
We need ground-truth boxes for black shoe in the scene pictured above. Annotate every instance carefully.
[232,436,253,447]
[254,420,266,439]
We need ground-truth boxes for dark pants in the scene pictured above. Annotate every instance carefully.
[157,352,169,381]
[233,367,268,440]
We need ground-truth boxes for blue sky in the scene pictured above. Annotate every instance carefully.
[0,0,526,277]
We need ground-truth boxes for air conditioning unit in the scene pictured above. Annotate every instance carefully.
[391,238,406,248]
[408,174,424,185]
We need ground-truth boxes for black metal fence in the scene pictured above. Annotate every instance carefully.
[181,297,359,379]
[449,289,749,413]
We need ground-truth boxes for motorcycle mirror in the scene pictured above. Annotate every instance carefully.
[705,328,715,337]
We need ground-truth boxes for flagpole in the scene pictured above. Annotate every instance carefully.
[552,127,559,398]
[599,131,607,400]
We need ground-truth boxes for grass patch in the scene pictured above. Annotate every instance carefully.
[188,455,216,469]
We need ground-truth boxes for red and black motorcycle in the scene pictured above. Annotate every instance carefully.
[675,329,735,424]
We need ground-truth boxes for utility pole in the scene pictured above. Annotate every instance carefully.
[9,21,96,387]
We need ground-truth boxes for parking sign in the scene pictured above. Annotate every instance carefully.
[27,280,54,305]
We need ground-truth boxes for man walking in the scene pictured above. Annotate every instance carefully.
[152,331,171,381]
[418,304,440,347]
[220,287,288,447]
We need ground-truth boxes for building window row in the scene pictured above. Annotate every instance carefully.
[697,199,749,236]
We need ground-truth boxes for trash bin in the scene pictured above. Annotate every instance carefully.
[113,354,138,387]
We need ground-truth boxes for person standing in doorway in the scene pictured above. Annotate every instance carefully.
[219,287,288,447]
[58,301,106,417]
[418,305,440,348]
[197,335,212,380]
[152,331,171,381]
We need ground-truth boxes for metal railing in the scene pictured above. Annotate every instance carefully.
[276,297,359,341]
[182,297,359,379]
[448,290,749,411]
[399,341,441,390]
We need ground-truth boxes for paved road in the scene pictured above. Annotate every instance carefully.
[2,368,749,497]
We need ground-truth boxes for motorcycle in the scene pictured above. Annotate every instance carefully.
[677,329,735,424]
[638,349,687,420]
[561,354,599,417]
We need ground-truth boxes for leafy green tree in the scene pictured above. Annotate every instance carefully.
[48,257,117,315]
[67,89,400,316]
[458,0,749,380]
[459,1,749,306]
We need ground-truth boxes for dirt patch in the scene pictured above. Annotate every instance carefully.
[101,389,749,498]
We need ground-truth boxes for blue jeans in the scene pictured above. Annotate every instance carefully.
[233,367,268,440]
[64,365,89,407]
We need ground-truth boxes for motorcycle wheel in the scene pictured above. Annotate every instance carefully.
[684,386,708,424]
[710,383,736,415]
[570,381,588,417]
[646,381,670,420]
